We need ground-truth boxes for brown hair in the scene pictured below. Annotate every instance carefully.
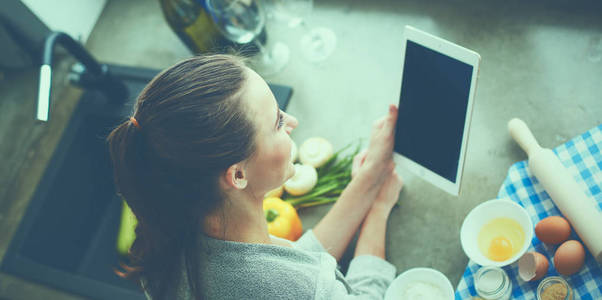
[107,55,255,300]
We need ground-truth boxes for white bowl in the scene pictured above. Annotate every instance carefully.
[384,267,454,300]
[460,198,533,267]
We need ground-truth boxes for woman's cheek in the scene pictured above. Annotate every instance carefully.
[285,139,293,163]
[277,138,293,176]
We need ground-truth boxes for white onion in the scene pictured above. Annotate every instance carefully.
[284,164,318,196]
[299,137,333,168]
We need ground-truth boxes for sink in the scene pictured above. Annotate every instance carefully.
[1,64,292,300]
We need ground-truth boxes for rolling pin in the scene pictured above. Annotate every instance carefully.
[508,118,602,264]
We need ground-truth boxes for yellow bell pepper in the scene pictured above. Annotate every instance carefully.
[263,197,303,241]
[264,185,284,198]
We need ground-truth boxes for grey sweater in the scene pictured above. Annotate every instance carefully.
[142,230,396,299]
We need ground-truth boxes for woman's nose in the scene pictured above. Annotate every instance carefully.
[285,113,298,134]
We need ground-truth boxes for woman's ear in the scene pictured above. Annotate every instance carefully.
[223,164,248,190]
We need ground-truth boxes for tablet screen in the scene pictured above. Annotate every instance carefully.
[394,40,474,183]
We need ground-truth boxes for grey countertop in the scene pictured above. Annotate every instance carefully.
[1,0,601,299]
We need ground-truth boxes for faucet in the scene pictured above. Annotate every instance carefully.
[36,31,129,122]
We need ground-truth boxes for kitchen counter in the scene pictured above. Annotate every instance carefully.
[1,0,601,298]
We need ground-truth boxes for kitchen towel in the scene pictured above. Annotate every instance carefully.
[455,124,602,299]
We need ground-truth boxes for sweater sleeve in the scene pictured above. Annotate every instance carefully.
[344,255,396,298]
[316,254,396,300]
[294,231,396,299]
[293,230,329,253]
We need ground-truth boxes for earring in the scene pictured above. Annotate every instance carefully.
[234,171,247,189]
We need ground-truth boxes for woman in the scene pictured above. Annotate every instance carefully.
[108,54,403,300]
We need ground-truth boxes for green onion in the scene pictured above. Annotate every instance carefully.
[283,141,361,209]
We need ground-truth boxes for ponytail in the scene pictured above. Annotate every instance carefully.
[109,117,203,299]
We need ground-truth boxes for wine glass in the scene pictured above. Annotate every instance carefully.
[206,0,289,75]
[268,0,336,63]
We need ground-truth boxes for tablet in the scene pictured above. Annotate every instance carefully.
[394,26,480,196]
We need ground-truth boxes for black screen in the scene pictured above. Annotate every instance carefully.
[394,40,474,183]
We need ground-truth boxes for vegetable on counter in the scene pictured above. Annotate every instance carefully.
[265,185,284,198]
[284,141,359,208]
[263,197,303,241]
[117,200,138,256]
[299,137,334,168]
[284,164,318,196]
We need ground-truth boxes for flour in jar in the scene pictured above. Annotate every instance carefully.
[400,281,445,300]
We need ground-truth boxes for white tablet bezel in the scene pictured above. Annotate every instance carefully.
[394,25,481,196]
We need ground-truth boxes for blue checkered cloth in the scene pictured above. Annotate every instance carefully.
[455,124,602,299]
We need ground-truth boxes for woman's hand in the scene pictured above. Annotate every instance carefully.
[352,105,398,182]
[371,169,404,216]
[353,150,403,215]
[351,149,367,179]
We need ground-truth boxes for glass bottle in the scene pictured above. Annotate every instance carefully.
[205,0,289,75]
[158,0,266,54]
[474,266,512,300]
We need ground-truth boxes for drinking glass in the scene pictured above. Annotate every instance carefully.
[268,0,336,62]
[206,0,289,75]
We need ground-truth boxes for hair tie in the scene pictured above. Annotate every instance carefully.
[130,117,141,129]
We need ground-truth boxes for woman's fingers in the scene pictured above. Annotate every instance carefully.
[367,105,398,159]
[373,105,398,141]
[372,116,386,130]
[383,104,398,136]
[358,105,400,185]
[351,149,368,178]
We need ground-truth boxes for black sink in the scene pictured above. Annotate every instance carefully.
[1,64,292,300]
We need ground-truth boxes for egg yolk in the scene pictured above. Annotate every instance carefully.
[488,236,513,261]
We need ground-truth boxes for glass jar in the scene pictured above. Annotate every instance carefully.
[474,266,512,300]
[536,276,573,300]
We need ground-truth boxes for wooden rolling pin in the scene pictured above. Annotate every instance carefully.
[508,118,602,264]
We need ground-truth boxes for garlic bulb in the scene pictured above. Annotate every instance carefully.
[299,137,333,168]
[284,164,318,196]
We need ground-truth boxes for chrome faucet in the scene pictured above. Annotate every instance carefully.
[36,32,128,122]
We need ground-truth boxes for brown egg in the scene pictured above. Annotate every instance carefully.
[518,251,550,281]
[554,240,585,276]
[535,216,571,245]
